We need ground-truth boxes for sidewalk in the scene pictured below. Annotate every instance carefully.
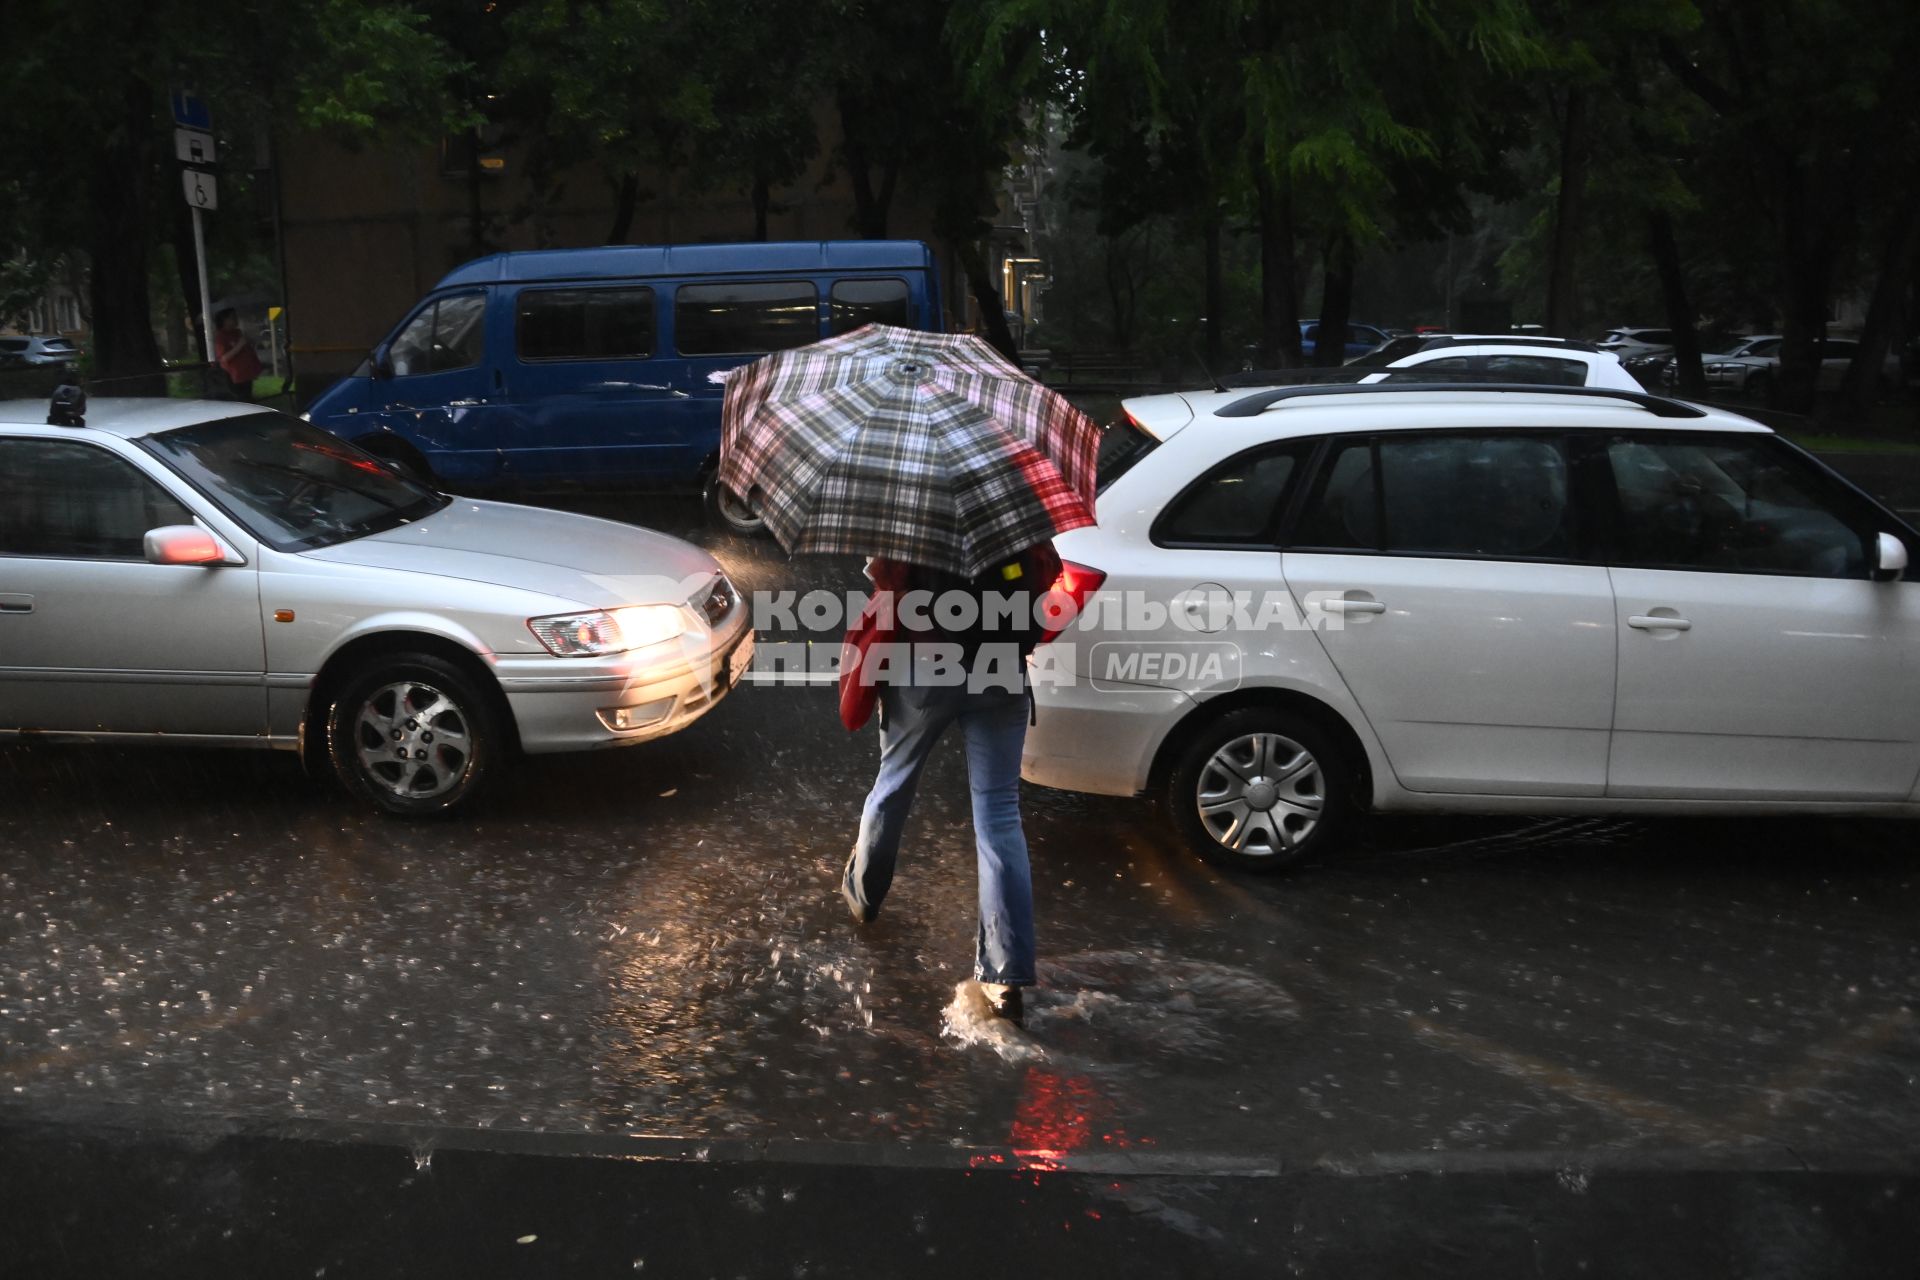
[5,1106,1918,1278]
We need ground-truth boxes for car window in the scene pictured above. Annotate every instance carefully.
[1292,441,1380,549]
[516,286,655,361]
[1605,436,1870,578]
[0,439,195,560]
[1483,355,1587,386]
[389,292,486,376]
[1293,434,1574,559]
[675,281,819,355]
[1156,446,1304,546]
[142,413,448,552]
[1380,435,1573,558]
[1381,355,1472,382]
[1096,416,1159,493]
[829,279,912,335]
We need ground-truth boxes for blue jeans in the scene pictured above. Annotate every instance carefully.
[847,682,1036,986]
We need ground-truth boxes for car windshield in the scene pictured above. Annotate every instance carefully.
[141,412,450,551]
[44,339,74,350]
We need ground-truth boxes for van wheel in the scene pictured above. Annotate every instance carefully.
[704,471,766,535]
[326,653,498,817]
[1166,707,1350,873]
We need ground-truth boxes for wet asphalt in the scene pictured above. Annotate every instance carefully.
[4,485,1920,1275]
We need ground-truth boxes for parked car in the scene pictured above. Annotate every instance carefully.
[1299,320,1392,362]
[303,240,946,534]
[0,335,81,368]
[1351,335,1639,391]
[0,394,752,815]
[1025,382,1919,871]
[1594,328,1677,383]
[1701,338,1899,394]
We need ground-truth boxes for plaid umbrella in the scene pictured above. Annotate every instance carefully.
[717,325,1099,578]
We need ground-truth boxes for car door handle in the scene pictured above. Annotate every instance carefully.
[0,594,33,614]
[1324,598,1387,615]
[1628,614,1692,631]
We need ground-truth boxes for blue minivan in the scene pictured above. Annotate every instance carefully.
[304,240,944,530]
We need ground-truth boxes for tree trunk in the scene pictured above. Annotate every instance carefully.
[1773,160,1831,414]
[1545,87,1590,339]
[1253,163,1301,368]
[1104,236,1133,349]
[87,79,164,394]
[955,238,1020,365]
[1837,202,1920,418]
[1646,209,1704,396]
[605,171,639,244]
[839,102,893,239]
[1202,211,1224,375]
[1314,232,1355,368]
[751,170,771,241]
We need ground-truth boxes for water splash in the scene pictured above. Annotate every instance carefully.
[939,982,1047,1064]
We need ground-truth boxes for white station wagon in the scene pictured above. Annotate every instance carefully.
[1023,383,1920,871]
[0,394,752,814]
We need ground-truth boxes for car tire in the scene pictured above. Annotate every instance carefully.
[325,652,500,817]
[704,469,766,536]
[1166,707,1352,873]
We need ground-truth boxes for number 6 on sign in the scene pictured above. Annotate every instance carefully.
[182,170,218,210]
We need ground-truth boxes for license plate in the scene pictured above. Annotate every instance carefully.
[721,633,755,690]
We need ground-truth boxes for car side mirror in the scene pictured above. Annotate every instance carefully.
[144,525,230,567]
[371,348,394,380]
[1872,531,1908,582]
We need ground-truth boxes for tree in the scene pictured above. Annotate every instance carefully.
[1660,0,1920,413]
[0,0,467,389]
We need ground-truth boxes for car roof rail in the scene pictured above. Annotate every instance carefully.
[1212,381,1709,419]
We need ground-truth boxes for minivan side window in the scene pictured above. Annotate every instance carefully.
[388,292,486,376]
[1604,436,1871,578]
[517,287,656,361]
[0,439,194,560]
[675,281,819,355]
[830,279,911,335]
[1155,445,1305,547]
[1291,434,1575,560]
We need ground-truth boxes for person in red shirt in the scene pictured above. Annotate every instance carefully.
[213,307,263,401]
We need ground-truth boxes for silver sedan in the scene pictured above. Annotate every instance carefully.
[0,396,752,814]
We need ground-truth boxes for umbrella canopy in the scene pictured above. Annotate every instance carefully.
[717,325,1098,578]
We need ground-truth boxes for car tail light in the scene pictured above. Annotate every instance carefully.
[1038,560,1106,645]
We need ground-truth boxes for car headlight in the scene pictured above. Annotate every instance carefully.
[528,606,685,657]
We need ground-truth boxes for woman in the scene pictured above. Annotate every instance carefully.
[840,540,1061,1026]
[212,307,263,401]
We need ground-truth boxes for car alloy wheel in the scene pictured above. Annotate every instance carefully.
[354,679,474,801]
[327,652,498,816]
[1195,731,1324,855]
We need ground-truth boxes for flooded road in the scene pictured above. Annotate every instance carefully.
[4,498,1918,1170]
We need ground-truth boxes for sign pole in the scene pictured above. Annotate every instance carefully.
[191,204,215,385]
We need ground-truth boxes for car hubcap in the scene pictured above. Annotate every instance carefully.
[1197,732,1324,856]
[354,680,472,800]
